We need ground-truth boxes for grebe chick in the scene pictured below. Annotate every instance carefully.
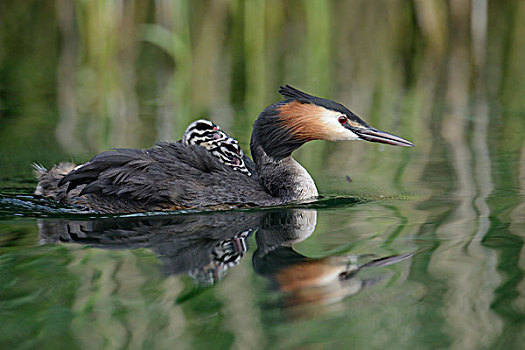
[35,85,413,213]
[182,119,252,176]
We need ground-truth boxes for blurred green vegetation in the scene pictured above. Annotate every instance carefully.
[0,0,521,156]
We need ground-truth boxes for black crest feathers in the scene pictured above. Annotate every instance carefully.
[278,85,318,104]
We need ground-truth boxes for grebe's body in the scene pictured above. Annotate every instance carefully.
[35,86,413,213]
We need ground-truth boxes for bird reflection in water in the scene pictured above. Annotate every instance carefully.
[252,210,413,316]
[39,208,413,311]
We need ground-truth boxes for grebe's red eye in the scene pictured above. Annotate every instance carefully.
[338,115,347,124]
[213,126,218,131]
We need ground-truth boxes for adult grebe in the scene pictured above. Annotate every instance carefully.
[34,85,413,213]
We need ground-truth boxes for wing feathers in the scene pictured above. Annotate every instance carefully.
[56,142,266,210]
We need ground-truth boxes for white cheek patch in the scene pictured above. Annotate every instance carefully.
[319,110,361,141]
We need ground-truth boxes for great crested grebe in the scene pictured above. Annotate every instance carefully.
[34,85,413,213]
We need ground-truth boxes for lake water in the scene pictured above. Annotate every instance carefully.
[1,1,525,349]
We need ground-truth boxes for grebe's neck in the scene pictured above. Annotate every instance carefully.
[250,143,318,201]
[250,108,318,201]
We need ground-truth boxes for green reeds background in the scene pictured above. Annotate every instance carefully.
[0,0,523,157]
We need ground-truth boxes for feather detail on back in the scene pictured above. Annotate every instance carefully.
[49,142,273,212]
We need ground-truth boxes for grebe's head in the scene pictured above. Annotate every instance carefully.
[252,85,414,160]
[183,119,229,148]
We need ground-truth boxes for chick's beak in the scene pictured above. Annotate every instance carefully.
[351,126,414,147]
